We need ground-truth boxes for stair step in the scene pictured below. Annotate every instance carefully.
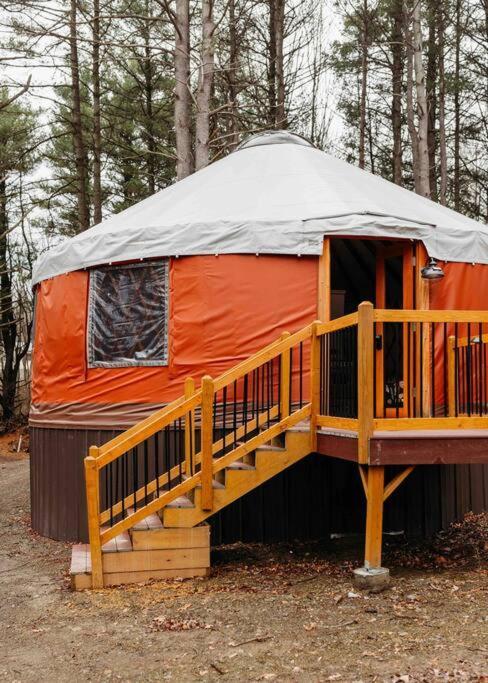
[255,444,286,452]
[226,461,255,470]
[101,529,132,553]
[287,420,310,433]
[70,533,211,590]
[165,495,195,509]
[131,524,210,551]
[126,509,163,531]
[71,543,91,575]
[183,475,225,489]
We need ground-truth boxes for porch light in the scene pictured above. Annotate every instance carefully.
[421,258,444,280]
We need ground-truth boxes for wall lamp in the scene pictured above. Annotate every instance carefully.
[421,257,445,280]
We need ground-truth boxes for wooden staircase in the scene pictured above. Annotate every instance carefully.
[163,428,310,529]
[71,419,312,589]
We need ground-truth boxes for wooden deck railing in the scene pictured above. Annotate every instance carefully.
[84,303,488,586]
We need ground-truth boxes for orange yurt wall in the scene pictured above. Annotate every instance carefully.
[430,262,488,310]
[31,254,317,428]
[430,262,488,412]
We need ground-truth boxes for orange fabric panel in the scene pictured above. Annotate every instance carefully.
[430,263,488,411]
[32,255,317,408]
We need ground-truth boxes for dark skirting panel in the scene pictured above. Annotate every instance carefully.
[30,426,488,544]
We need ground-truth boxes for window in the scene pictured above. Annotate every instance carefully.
[87,261,169,368]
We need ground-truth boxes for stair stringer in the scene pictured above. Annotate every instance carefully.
[163,429,311,528]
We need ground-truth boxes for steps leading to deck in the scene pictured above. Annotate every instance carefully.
[70,524,210,590]
[70,427,311,590]
[163,429,310,528]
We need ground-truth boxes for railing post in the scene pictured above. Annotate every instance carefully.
[310,321,322,451]
[357,302,374,464]
[447,335,456,417]
[184,377,195,476]
[85,447,103,588]
[201,375,214,511]
[280,332,291,419]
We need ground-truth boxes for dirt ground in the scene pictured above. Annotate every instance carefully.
[1,445,487,683]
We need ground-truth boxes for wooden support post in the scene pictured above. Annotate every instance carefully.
[85,447,104,588]
[318,238,331,322]
[358,302,374,464]
[280,332,291,419]
[447,335,456,417]
[364,465,385,569]
[200,375,214,511]
[184,377,195,476]
[415,243,431,416]
[310,321,322,451]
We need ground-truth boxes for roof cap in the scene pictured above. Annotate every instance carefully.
[236,129,315,152]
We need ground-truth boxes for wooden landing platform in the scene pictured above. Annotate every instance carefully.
[316,428,488,465]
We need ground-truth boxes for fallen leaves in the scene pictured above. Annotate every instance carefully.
[150,616,211,632]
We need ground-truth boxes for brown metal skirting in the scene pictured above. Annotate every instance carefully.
[370,437,488,465]
[29,401,167,430]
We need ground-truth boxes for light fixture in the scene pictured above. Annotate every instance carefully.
[421,257,444,280]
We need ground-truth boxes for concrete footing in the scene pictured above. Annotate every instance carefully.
[353,566,390,592]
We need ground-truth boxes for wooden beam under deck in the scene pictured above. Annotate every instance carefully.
[316,428,488,465]
[370,432,488,465]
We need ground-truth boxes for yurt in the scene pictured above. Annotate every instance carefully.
[31,130,488,548]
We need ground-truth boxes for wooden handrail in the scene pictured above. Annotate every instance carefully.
[316,311,358,335]
[374,309,488,323]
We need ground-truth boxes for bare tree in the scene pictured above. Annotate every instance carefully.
[411,0,431,198]
[69,0,91,230]
[195,0,216,170]
[437,0,447,205]
[174,0,193,179]
[390,0,403,184]
[92,0,103,224]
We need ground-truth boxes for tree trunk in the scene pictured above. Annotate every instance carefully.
[227,0,240,151]
[268,0,277,127]
[0,180,17,425]
[437,1,447,205]
[195,0,215,170]
[412,0,431,198]
[426,0,437,201]
[359,0,368,170]
[92,0,102,224]
[143,0,156,193]
[453,0,461,210]
[274,0,286,128]
[391,0,403,185]
[406,15,420,193]
[69,0,90,231]
[175,0,193,179]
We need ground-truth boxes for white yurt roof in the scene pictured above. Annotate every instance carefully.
[32,130,488,285]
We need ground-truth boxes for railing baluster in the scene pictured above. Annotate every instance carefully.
[184,377,195,476]
[280,332,291,419]
[310,321,322,450]
[132,447,138,510]
[143,441,148,506]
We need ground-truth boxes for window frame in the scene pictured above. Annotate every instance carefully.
[87,260,169,369]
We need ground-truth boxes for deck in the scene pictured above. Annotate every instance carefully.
[78,302,488,588]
